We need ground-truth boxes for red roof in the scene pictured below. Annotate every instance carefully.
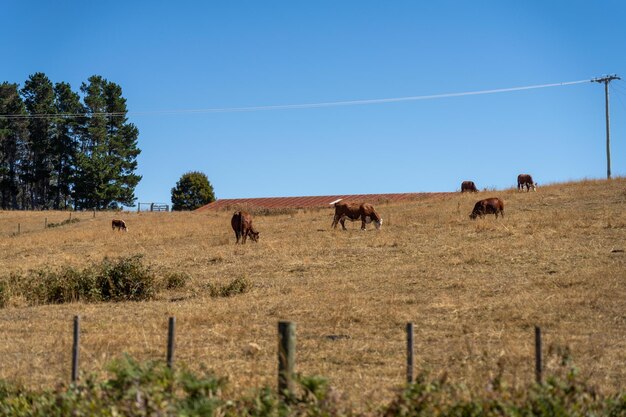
[196,192,452,211]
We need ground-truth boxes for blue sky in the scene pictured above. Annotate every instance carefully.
[2,1,625,203]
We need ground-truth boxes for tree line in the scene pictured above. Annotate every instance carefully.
[0,73,141,210]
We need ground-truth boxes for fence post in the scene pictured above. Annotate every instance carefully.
[71,315,80,383]
[535,326,542,384]
[167,317,176,369]
[93,209,96,218]
[69,212,72,221]
[44,217,47,228]
[406,322,414,383]
[278,321,295,398]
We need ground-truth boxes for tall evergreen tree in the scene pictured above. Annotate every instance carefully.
[74,75,141,209]
[52,82,84,209]
[0,83,29,210]
[21,72,56,209]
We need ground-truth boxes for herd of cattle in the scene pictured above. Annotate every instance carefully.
[111,174,538,244]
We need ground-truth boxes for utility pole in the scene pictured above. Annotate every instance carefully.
[593,74,621,179]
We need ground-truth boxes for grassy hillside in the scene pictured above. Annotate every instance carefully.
[0,178,624,407]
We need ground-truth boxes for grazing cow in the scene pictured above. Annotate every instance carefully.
[331,201,383,231]
[517,174,537,192]
[461,181,478,193]
[469,197,504,219]
[112,219,128,232]
[231,211,259,244]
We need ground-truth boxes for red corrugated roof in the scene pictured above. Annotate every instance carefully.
[196,192,452,211]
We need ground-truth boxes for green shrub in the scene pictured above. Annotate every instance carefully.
[0,356,622,417]
[46,218,80,228]
[384,368,626,417]
[95,255,156,301]
[165,272,190,289]
[3,255,157,306]
[205,276,252,297]
[0,282,7,309]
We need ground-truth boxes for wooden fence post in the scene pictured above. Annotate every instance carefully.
[167,317,176,369]
[17,223,20,234]
[278,321,295,398]
[93,209,96,218]
[406,322,414,383]
[71,315,80,383]
[535,326,542,384]
[44,217,47,228]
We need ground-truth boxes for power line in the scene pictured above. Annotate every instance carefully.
[0,78,593,119]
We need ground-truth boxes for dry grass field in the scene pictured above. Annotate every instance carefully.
[0,178,624,408]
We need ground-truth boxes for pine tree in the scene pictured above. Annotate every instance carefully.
[52,82,84,209]
[74,75,141,209]
[0,82,29,210]
[21,73,56,209]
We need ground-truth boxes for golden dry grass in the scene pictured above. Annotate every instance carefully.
[0,178,625,408]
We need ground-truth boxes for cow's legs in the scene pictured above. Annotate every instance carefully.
[361,216,367,231]
[340,217,348,230]
[331,215,340,229]
[234,230,241,244]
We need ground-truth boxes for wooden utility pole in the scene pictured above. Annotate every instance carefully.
[593,75,621,179]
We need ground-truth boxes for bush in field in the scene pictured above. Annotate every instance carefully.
[0,355,622,416]
[46,218,80,228]
[384,368,626,417]
[96,255,157,301]
[205,276,252,297]
[0,355,340,417]
[1,255,157,306]
[165,271,190,289]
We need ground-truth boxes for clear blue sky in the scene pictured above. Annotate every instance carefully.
[3,1,625,203]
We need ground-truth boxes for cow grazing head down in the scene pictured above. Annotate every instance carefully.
[112,219,128,232]
[248,230,260,242]
[469,197,504,220]
[461,181,478,193]
[332,202,382,231]
[231,211,259,244]
[517,174,537,192]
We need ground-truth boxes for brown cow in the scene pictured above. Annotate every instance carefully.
[112,219,128,231]
[469,197,504,219]
[231,211,259,244]
[461,181,478,192]
[517,174,537,192]
[331,201,383,231]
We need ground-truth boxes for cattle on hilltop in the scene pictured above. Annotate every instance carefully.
[461,181,478,193]
[517,174,537,192]
[231,211,259,244]
[469,197,504,220]
[331,201,383,231]
[112,219,128,232]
